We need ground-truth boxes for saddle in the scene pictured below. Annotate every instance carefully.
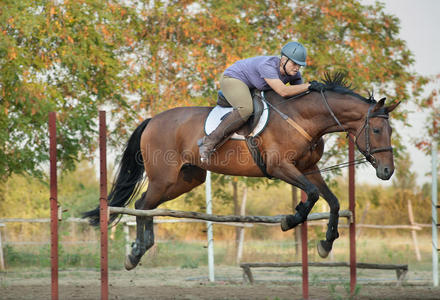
[203,89,271,177]
[216,89,265,137]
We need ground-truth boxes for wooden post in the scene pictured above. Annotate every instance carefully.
[0,223,5,270]
[349,138,356,295]
[356,202,370,239]
[407,199,421,261]
[301,191,308,300]
[49,112,58,300]
[99,111,108,300]
[123,223,130,257]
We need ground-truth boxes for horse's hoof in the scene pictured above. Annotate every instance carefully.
[281,215,301,231]
[125,254,139,271]
[280,217,292,231]
[317,240,330,258]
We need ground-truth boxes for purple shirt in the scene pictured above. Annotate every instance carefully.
[223,56,303,91]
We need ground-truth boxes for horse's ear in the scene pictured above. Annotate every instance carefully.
[385,101,401,113]
[372,97,386,112]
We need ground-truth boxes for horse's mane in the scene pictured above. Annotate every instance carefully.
[321,72,376,104]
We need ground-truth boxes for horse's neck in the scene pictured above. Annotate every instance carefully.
[283,92,369,138]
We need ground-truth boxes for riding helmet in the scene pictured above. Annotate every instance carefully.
[281,42,307,66]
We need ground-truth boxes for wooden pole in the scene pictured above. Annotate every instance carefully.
[49,112,58,300]
[109,207,352,223]
[301,191,308,300]
[349,138,356,295]
[99,111,108,300]
[123,223,130,257]
[356,202,370,239]
[0,223,5,270]
[407,199,421,261]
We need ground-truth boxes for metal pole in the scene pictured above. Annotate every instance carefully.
[99,111,109,300]
[432,139,438,287]
[49,112,58,300]
[349,138,357,294]
[301,191,308,300]
[205,171,215,282]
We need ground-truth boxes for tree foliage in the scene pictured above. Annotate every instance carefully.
[1,0,145,178]
[0,0,428,179]
[415,74,440,153]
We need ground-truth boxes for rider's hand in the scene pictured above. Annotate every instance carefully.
[308,80,326,92]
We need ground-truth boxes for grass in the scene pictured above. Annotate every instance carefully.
[2,219,435,274]
[3,234,435,272]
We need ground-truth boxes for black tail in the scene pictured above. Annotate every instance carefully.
[82,118,151,226]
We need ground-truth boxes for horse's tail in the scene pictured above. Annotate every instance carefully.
[82,118,151,226]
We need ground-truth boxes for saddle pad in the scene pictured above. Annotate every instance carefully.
[204,96,269,141]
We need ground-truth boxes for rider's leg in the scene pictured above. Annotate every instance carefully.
[198,75,253,162]
[220,74,253,118]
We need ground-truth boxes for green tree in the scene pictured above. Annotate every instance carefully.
[0,0,145,178]
[415,74,440,154]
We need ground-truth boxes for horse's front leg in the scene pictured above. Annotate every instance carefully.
[306,168,340,258]
[269,162,320,231]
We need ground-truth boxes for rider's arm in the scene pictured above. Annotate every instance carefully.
[264,78,310,98]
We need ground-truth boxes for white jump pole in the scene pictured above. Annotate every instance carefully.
[432,138,438,287]
[205,171,215,282]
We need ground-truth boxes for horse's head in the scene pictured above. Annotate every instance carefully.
[355,98,400,180]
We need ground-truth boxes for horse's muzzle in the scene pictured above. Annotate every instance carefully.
[376,164,394,180]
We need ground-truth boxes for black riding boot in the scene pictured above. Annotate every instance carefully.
[198,109,247,163]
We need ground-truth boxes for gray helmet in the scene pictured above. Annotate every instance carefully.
[281,42,307,66]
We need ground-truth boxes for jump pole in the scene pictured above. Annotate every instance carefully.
[49,112,58,300]
[99,111,109,300]
[301,191,308,300]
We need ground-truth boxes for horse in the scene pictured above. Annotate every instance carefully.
[83,73,400,270]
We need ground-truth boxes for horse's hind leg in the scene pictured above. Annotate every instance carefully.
[306,169,340,258]
[125,165,206,270]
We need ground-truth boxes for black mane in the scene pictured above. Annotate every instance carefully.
[321,72,376,104]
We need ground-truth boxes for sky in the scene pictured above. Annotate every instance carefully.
[355,0,440,186]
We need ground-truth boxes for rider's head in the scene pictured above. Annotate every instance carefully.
[281,42,307,66]
[280,42,307,76]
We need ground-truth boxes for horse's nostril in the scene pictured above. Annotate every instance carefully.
[384,167,389,175]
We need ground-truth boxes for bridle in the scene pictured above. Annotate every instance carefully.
[320,90,393,168]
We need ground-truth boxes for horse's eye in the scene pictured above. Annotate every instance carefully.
[373,128,380,134]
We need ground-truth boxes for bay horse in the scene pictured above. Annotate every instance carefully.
[83,73,400,270]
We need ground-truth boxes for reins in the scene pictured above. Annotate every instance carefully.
[303,158,368,176]
[261,89,392,175]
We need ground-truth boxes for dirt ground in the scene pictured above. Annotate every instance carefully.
[1,266,440,300]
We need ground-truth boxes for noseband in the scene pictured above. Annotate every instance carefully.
[320,91,393,167]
